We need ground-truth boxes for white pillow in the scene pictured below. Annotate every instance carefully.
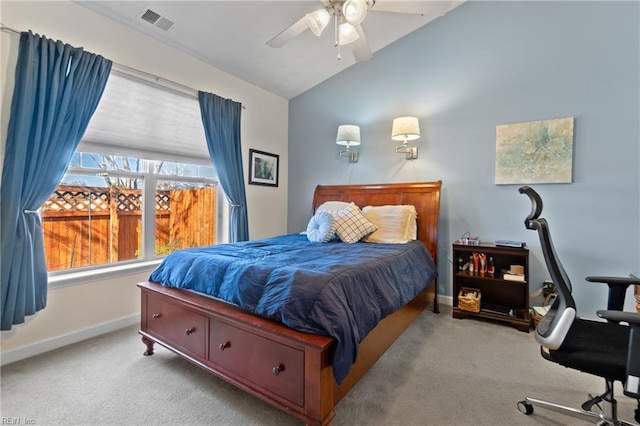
[306,211,337,243]
[362,205,418,244]
[316,200,351,214]
[329,203,377,244]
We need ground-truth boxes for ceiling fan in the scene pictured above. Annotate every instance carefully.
[267,0,451,62]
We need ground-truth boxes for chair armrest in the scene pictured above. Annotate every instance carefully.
[586,276,640,286]
[586,276,640,311]
[597,309,640,399]
[596,310,640,325]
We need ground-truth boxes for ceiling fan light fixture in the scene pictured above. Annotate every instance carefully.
[343,0,368,25]
[338,22,360,45]
[305,8,331,36]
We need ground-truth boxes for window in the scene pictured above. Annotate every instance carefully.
[43,70,220,273]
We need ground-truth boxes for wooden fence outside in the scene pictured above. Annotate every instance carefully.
[42,185,216,271]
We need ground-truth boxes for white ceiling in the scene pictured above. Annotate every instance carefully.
[77,1,462,99]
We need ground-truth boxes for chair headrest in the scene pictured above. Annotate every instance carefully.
[519,186,543,230]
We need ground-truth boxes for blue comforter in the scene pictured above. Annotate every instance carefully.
[149,233,437,383]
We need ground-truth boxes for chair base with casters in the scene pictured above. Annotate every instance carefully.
[519,353,640,425]
[518,314,640,425]
[516,186,640,426]
[518,381,636,425]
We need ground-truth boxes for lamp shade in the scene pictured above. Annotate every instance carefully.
[338,22,360,45]
[305,8,331,37]
[336,124,361,146]
[391,116,421,141]
[343,0,368,25]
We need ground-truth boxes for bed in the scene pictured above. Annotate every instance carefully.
[138,181,442,425]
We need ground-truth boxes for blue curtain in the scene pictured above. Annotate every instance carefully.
[0,31,112,330]
[198,92,249,242]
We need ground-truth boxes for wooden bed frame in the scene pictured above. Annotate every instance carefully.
[138,181,442,425]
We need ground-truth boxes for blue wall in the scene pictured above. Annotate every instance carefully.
[288,1,639,317]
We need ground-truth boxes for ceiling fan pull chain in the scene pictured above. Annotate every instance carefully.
[334,12,339,47]
[334,11,342,60]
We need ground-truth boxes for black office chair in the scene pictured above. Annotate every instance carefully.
[517,186,640,425]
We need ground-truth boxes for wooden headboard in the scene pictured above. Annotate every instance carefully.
[312,181,442,262]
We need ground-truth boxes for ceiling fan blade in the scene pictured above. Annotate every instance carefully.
[267,16,309,48]
[350,25,373,62]
[372,0,452,16]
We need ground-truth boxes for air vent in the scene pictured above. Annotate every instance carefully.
[154,17,174,31]
[140,9,161,25]
[139,8,174,32]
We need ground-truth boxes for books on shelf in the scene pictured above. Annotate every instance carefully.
[503,272,525,282]
[494,239,526,248]
[481,303,515,317]
[500,267,525,282]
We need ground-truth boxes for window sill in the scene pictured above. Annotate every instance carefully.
[48,260,162,289]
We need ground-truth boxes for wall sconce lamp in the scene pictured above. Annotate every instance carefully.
[391,116,420,160]
[336,124,360,163]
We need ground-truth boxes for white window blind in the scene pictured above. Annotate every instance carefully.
[80,71,210,164]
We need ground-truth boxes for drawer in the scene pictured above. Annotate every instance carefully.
[145,293,206,358]
[209,319,304,407]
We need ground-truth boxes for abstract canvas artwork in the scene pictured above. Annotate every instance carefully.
[495,117,574,185]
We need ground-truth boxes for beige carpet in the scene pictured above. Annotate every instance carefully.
[1,306,638,425]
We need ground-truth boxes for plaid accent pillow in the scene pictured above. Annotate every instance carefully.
[331,203,377,243]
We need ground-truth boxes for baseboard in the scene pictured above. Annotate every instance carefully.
[1,313,139,366]
[439,294,453,306]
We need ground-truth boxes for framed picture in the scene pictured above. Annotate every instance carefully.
[248,149,279,187]
[495,117,574,185]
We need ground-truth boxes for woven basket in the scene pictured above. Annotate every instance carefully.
[458,287,481,313]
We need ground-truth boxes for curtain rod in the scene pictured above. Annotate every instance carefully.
[0,22,246,109]
[0,23,19,35]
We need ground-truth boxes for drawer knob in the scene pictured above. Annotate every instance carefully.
[272,364,285,376]
[152,313,161,319]
[219,341,231,351]
[185,327,195,335]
